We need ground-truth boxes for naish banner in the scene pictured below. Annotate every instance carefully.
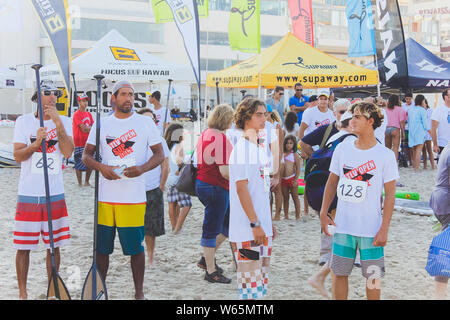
[373,0,408,88]
[346,0,376,57]
[164,0,201,85]
[288,0,314,46]
[228,0,260,53]
[30,0,71,93]
[151,0,208,23]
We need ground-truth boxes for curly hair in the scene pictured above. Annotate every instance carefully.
[234,98,266,130]
[350,101,384,130]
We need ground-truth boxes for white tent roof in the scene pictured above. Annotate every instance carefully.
[41,29,195,83]
[0,66,24,89]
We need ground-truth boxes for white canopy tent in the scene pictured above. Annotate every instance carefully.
[41,29,195,83]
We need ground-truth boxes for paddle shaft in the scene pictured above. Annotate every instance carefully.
[92,75,104,299]
[163,79,173,135]
[32,64,60,299]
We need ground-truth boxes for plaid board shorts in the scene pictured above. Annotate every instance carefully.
[14,194,70,250]
[231,237,273,300]
[97,202,146,256]
[74,146,87,171]
[167,186,192,207]
[330,233,385,279]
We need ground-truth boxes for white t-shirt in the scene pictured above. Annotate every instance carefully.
[329,141,399,238]
[374,108,388,145]
[301,107,336,136]
[13,113,72,197]
[226,124,243,147]
[167,142,182,187]
[229,137,273,243]
[86,113,162,203]
[283,123,300,137]
[144,139,170,191]
[402,103,413,130]
[431,105,450,147]
[150,105,171,135]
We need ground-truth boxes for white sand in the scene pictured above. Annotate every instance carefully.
[0,125,444,300]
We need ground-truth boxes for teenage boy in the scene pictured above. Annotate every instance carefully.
[320,102,398,300]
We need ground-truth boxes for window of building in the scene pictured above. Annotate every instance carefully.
[70,18,164,44]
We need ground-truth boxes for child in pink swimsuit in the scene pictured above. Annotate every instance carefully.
[281,135,301,219]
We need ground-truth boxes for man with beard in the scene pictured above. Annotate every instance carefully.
[83,81,164,299]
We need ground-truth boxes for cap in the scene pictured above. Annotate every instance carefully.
[77,93,89,102]
[266,104,273,113]
[40,80,58,91]
[318,90,329,98]
[112,80,135,94]
[309,95,318,102]
[340,111,353,122]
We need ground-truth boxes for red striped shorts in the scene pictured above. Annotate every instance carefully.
[14,194,70,250]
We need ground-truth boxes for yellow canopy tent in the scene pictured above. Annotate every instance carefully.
[206,33,378,89]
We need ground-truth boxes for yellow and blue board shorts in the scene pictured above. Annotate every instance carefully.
[97,202,146,256]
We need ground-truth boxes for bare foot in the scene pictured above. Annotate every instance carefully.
[308,275,329,299]
[273,215,280,221]
[84,182,92,187]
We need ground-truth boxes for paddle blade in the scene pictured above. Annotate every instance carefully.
[81,266,108,300]
[47,273,71,300]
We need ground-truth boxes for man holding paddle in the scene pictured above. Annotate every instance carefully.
[83,81,164,300]
[13,80,74,300]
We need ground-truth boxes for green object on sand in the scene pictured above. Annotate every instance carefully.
[383,191,420,200]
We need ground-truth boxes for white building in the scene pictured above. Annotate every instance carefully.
[0,0,447,115]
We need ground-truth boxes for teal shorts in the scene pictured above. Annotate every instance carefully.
[330,233,385,279]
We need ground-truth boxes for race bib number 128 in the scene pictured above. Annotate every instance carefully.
[337,178,367,204]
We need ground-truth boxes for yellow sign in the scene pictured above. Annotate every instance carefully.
[207,33,379,88]
[110,46,141,61]
[56,87,69,116]
[175,5,193,23]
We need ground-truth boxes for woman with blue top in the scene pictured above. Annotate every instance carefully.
[408,94,431,172]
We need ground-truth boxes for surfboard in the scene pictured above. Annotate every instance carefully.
[394,198,433,216]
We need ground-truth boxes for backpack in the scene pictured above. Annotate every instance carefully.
[304,126,356,212]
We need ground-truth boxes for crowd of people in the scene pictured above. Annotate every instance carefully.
[10,79,450,300]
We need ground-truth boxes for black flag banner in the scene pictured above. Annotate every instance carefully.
[372,0,408,89]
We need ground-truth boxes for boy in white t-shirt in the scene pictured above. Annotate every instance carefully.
[229,98,277,300]
[320,101,398,300]
[431,88,450,158]
[298,92,336,139]
[13,81,74,300]
[83,81,164,300]
[148,90,171,135]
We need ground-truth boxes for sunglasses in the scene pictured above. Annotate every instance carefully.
[43,90,62,98]
[295,89,303,92]
[338,110,347,115]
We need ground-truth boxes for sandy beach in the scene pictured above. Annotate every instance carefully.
[0,124,442,300]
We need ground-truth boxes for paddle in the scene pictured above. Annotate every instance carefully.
[31,64,71,300]
[81,75,108,300]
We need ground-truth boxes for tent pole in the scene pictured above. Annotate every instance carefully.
[164,79,173,135]
[215,81,220,105]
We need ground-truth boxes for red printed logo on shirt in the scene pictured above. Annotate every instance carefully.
[106,129,137,159]
[30,128,58,153]
[343,160,376,186]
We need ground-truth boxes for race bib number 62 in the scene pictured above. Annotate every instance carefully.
[337,178,367,203]
[31,153,61,175]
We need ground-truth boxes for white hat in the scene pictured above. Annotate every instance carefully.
[112,80,135,94]
[318,89,330,98]
[340,111,353,122]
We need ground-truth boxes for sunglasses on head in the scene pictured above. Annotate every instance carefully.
[43,90,62,98]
